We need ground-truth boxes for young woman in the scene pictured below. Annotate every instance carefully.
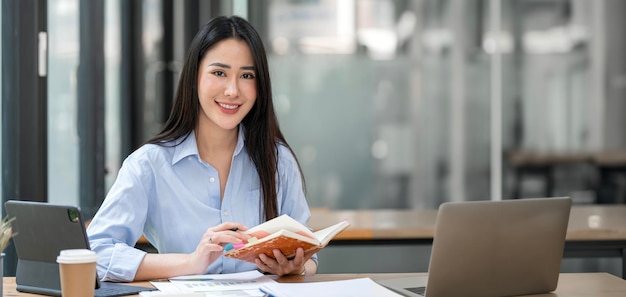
[87,15,317,282]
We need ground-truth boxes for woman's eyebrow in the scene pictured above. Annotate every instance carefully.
[208,62,255,71]
[209,62,231,68]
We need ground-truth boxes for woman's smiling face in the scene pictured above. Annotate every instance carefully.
[196,38,257,132]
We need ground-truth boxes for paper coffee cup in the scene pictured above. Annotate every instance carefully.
[57,249,98,297]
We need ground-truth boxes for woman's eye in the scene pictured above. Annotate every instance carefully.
[241,73,255,79]
[213,70,225,76]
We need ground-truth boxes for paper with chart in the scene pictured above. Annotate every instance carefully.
[149,271,274,293]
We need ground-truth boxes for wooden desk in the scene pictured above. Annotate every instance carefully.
[4,273,626,296]
[308,205,626,279]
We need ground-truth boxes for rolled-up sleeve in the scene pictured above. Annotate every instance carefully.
[87,156,150,282]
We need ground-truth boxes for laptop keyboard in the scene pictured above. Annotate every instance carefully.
[406,286,426,296]
[95,282,156,297]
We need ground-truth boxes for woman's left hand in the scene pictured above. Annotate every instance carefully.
[255,247,315,276]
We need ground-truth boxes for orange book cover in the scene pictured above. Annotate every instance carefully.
[224,215,350,264]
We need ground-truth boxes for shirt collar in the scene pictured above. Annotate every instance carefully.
[172,125,246,165]
[234,124,246,156]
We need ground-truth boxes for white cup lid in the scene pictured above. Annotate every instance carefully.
[56,249,98,264]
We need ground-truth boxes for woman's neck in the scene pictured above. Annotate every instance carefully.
[195,124,238,162]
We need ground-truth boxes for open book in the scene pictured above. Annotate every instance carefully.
[223,214,350,264]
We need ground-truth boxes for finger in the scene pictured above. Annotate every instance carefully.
[218,233,246,244]
[259,253,272,265]
[273,249,289,266]
[207,244,224,252]
[258,254,279,273]
[255,258,271,273]
[206,234,220,244]
[199,240,224,253]
[291,248,305,267]
[223,222,249,232]
[204,232,247,246]
[261,253,280,268]
[230,223,249,231]
[302,249,316,260]
[200,233,215,244]
[203,236,222,248]
[231,231,252,242]
[211,222,249,232]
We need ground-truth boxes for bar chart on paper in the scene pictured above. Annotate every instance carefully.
[148,271,273,295]
[171,279,259,292]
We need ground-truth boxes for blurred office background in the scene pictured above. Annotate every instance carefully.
[2,0,625,276]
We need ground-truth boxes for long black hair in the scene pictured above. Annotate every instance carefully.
[147,15,304,221]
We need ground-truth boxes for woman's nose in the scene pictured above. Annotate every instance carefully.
[224,78,238,97]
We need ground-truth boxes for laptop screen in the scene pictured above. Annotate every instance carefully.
[378,197,572,297]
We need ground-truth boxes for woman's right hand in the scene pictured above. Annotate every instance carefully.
[188,222,249,274]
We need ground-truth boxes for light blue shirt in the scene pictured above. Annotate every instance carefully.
[87,125,314,282]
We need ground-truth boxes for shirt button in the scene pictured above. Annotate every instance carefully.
[224,211,229,216]
[209,177,215,183]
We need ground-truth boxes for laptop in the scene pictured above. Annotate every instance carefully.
[377,197,572,297]
[5,200,156,297]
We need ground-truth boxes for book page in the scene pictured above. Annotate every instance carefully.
[257,229,320,246]
[245,214,315,239]
[312,220,350,246]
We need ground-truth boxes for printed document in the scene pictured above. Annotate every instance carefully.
[144,271,273,296]
[259,277,403,297]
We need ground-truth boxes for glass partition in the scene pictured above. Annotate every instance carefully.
[0,0,2,210]
[47,0,80,206]
[267,0,492,209]
[264,0,626,208]
[104,0,122,190]
[42,0,626,211]
[501,0,617,204]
